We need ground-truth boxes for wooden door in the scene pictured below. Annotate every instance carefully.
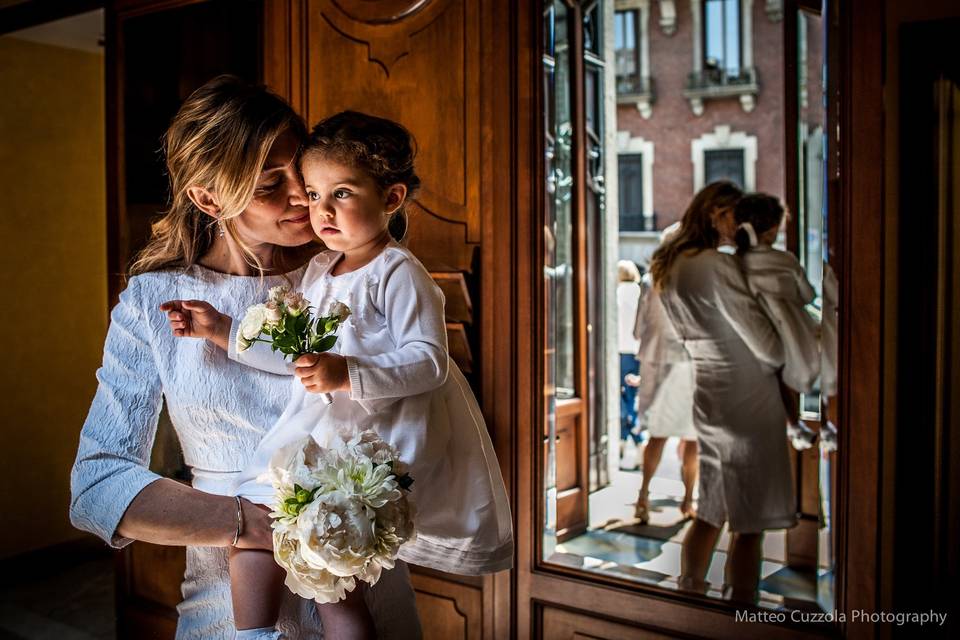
[108,1,517,638]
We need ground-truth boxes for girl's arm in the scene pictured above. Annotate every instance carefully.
[161,299,295,376]
[70,279,272,551]
[345,256,448,413]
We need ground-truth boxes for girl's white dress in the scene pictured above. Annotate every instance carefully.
[633,274,697,440]
[659,250,797,533]
[229,241,513,576]
[70,265,422,639]
[740,245,820,394]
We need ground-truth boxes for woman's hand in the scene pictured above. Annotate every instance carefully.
[160,299,231,351]
[234,499,275,551]
[293,353,350,394]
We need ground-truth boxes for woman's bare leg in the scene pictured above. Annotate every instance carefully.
[679,518,722,593]
[679,439,699,518]
[317,585,377,639]
[725,532,763,604]
[230,548,286,631]
[635,437,666,521]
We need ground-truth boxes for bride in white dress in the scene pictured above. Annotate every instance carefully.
[649,182,796,604]
[69,76,422,639]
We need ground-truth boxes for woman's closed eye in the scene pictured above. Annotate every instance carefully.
[255,178,282,194]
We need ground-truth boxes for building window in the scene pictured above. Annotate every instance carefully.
[684,0,757,115]
[616,132,655,230]
[704,148,745,188]
[615,10,640,94]
[618,154,646,230]
[704,0,741,78]
[691,125,757,192]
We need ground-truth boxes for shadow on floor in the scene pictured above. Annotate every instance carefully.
[0,537,116,640]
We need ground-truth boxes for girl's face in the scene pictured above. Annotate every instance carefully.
[301,155,406,255]
[233,129,315,248]
[710,205,737,245]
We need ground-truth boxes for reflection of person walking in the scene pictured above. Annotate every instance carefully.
[617,260,643,462]
[631,225,699,524]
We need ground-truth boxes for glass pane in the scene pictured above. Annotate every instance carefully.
[615,10,639,94]
[704,0,740,75]
[539,0,834,615]
[798,4,833,612]
[583,2,600,56]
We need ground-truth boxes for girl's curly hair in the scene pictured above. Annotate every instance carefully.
[305,111,421,241]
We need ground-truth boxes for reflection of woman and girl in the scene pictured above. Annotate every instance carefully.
[643,180,820,603]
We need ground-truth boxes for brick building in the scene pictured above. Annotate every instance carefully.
[611,0,800,266]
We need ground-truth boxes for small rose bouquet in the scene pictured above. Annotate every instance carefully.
[263,431,416,603]
[236,284,351,357]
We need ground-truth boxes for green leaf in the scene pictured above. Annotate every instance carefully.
[311,334,338,353]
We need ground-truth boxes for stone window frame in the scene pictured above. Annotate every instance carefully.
[691,124,757,191]
[615,0,655,119]
[617,131,655,227]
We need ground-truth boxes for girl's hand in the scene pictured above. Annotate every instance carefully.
[160,300,231,351]
[294,353,350,394]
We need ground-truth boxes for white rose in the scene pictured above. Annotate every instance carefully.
[265,300,283,325]
[284,292,309,316]
[236,304,268,351]
[326,301,352,323]
[268,284,291,304]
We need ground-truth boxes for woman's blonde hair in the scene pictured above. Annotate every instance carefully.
[648,181,743,289]
[130,75,307,275]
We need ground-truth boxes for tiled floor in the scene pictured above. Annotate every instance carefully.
[0,540,116,640]
[546,437,834,611]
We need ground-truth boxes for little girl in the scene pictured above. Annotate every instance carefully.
[163,111,513,639]
[733,193,820,450]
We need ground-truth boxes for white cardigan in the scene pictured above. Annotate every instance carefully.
[230,242,514,576]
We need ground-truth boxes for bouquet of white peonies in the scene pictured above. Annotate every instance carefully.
[236,284,351,357]
[262,431,416,603]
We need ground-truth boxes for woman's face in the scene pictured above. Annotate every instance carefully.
[232,130,315,248]
[710,205,737,245]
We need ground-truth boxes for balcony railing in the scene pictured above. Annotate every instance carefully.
[616,74,654,97]
[682,67,759,114]
[616,75,655,118]
[686,66,758,91]
[619,212,657,233]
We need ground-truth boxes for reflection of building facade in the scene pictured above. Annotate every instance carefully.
[612,0,803,266]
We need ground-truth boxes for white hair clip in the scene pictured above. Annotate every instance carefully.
[738,221,758,247]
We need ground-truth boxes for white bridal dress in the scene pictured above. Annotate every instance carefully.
[70,264,423,639]
[659,250,797,532]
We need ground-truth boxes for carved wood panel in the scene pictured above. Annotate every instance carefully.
[303,0,482,271]
[410,571,482,640]
[540,605,682,640]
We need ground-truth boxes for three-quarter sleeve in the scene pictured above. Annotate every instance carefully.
[714,256,785,369]
[70,277,164,548]
[346,256,449,413]
[227,315,296,375]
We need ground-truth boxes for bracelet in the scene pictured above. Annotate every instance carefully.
[231,496,244,547]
